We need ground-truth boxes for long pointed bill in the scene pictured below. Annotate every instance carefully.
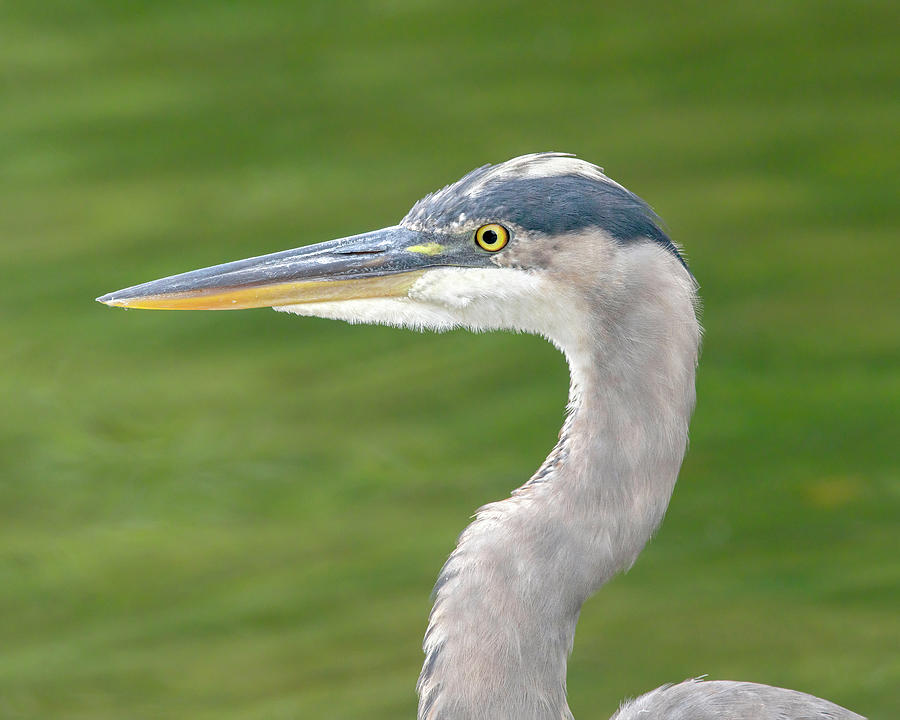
[96,226,456,310]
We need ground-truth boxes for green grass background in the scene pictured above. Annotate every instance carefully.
[1,1,897,717]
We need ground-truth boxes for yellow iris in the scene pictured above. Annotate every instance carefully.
[475,223,509,252]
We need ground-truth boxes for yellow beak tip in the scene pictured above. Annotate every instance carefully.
[94,271,425,311]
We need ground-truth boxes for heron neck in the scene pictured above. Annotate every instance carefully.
[417,258,700,720]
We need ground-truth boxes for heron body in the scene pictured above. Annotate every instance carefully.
[100,153,864,720]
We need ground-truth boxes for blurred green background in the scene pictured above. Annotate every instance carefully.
[1,1,897,718]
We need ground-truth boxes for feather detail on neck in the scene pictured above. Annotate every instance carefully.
[417,245,701,720]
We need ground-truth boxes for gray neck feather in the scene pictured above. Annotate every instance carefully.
[417,250,701,720]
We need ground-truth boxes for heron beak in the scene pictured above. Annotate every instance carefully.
[96,226,451,310]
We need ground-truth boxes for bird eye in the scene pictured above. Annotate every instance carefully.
[474,223,509,252]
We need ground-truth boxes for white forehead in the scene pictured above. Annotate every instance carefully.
[460,153,626,198]
[403,153,631,233]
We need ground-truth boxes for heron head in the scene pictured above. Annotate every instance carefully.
[98,153,691,345]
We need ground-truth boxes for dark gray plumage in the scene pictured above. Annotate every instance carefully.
[404,153,688,270]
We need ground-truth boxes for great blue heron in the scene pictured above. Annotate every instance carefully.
[99,153,864,720]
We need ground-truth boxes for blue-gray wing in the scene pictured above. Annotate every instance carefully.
[611,678,865,720]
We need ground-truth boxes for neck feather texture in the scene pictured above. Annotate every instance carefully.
[417,248,701,720]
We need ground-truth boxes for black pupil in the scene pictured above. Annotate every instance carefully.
[483,229,498,244]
